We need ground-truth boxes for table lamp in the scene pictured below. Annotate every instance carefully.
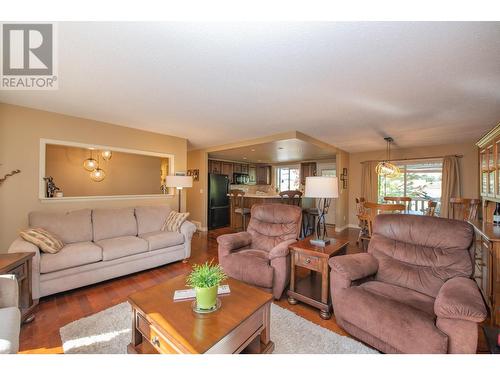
[165,175,193,212]
[304,176,339,247]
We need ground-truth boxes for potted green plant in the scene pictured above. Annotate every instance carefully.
[186,261,227,310]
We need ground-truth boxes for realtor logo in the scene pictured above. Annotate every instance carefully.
[1,23,58,90]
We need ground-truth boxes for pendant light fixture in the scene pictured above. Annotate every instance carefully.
[89,153,106,182]
[101,150,112,160]
[375,137,400,177]
[83,149,98,171]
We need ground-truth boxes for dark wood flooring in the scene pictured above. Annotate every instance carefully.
[18,227,488,353]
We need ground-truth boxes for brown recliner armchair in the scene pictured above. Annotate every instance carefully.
[330,214,487,354]
[217,203,302,299]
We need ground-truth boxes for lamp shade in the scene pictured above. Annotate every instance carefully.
[165,175,193,189]
[304,176,339,198]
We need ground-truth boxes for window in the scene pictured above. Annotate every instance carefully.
[378,160,443,214]
[276,167,300,192]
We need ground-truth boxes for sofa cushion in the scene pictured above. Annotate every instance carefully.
[139,231,184,251]
[19,228,64,254]
[97,236,148,261]
[40,242,103,274]
[220,251,273,289]
[29,209,92,244]
[369,215,474,298]
[162,211,190,232]
[335,284,448,353]
[92,208,138,241]
[0,307,20,354]
[360,281,436,316]
[135,206,172,235]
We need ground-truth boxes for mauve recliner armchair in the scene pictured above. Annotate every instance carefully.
[330,214,487,354]
[217,203,302,299]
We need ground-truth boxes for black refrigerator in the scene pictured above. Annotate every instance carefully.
[208,173,230,229]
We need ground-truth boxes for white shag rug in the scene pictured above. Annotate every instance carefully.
[59,302,377,354]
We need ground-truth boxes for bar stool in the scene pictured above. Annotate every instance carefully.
[231,189,251,231]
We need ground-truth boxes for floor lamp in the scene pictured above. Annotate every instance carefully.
[304,176,339,247]
[165,175,193,212]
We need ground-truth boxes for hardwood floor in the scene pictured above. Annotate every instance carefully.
[18,227,488,354]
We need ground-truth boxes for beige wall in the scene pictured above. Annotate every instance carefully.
[0,103,187,251]
[186,149,208,229]
[46,144,169,196]
[347,142,479,226]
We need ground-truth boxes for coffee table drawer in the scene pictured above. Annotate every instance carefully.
[136,312,179,354]
[296,253,320,272]
[208,307,263,353]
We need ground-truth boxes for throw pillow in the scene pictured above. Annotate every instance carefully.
[20,228,64,254]
[162,211,190,232]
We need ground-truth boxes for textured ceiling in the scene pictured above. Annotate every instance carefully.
[1,22,499,152]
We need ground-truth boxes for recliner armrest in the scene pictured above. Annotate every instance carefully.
[329,253,378,281]
[434,277,487,323]
[268,239,296,260]
[217,232,252,257]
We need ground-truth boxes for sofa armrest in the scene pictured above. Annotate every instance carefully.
[268,239,296,260]
[180,221,197,258]
[0,275,19,308]
[434,277,487,323]
[8,237,41,300]
[217,232,252,257]
[329,253,378,281]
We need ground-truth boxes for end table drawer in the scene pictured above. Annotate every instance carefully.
[296,253,320,271]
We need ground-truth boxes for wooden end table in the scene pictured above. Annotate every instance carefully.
[0,252,37,323]
[287,236,349,319]
[127,274,274,354]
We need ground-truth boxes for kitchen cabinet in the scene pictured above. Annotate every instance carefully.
[209,160,222,174]
[248,165,257,185]
[241,164,249,174]
[300,162,317,185]
[221,162,234,182]
[233,163,242,173]
[256,165,272,185]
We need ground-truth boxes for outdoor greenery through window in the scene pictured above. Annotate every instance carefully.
[377,160,443,214]
[277,167,300,192]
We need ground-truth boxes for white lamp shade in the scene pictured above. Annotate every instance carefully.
[165,175,193,189]
[304,176,339,198]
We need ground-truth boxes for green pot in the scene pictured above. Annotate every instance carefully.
[195,285,218,310]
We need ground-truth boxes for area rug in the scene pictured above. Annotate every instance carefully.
[59,302,377,354]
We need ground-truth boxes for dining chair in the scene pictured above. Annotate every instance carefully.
[384,196,412,212]
[449,198,480,221]
[230,189,251,231]
[279,190,303,206]
[355,197,369,245]
[425,200,438,216]
[360,202,406,250]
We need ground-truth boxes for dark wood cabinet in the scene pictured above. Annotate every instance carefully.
[233,163,242,173]
[300,162,317,185]
[256,165,272,185]
[248,165,257,184]
[221,162,234,182]
[241,164,249,174]
[209,160,222,174]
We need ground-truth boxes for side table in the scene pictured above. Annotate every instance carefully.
[0,252,37,323]
[287,236,349,319]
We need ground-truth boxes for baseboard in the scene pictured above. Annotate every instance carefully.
[335,224,360,232]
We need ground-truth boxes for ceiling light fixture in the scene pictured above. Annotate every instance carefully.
[375,137,400,177]
[101,150,112,160]
[83,149,98,171]
[90,167,106,182]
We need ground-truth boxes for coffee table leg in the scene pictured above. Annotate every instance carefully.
[320,259,332,320]
[260,302,274,354]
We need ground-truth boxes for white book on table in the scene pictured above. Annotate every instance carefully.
[173,285,230,301]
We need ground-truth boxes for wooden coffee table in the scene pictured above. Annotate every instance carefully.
[127,274,274,354]
[287,236,349,319]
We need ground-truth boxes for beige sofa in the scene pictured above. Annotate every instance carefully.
[8,206,197,299]
[0,275,20,354]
